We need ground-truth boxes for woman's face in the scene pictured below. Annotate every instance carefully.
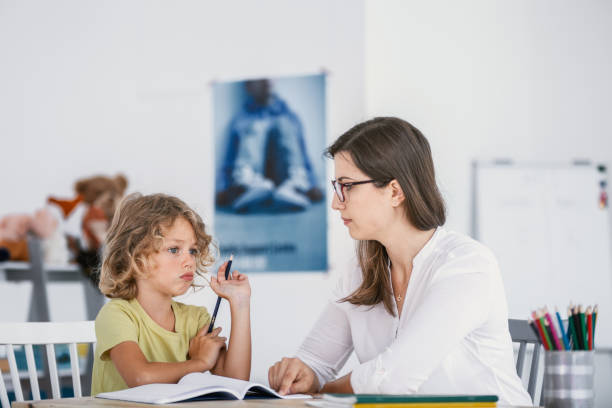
[331,152,394,241]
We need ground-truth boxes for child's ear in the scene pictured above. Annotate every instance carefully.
[389,179,405,207]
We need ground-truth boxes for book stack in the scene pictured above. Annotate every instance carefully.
[307,394,498,408]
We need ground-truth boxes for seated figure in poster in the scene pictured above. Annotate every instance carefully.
[216,79,323,213]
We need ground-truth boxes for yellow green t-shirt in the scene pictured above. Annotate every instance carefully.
[91,298,210,395]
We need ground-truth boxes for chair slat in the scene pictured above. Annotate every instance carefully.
[6,345,23,401]
[1,321,96,402]
[528,343,541,403]
[45,344,60,399]
[25,344,40,400]
[0,366,11,408]
[516,341,526,376]
[69,343,81,398]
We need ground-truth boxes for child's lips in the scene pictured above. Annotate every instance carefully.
[180,273,194,281]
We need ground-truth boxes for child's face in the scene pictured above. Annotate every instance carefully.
[141,217,198,299]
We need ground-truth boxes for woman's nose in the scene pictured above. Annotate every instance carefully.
[331,193,344,210]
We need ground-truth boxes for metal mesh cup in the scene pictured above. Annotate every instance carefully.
[543,351,595,408]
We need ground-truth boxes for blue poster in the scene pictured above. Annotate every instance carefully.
[213,74,327,272]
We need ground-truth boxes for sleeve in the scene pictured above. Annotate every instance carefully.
[295,300,354,390]
[350,251,495,393]
[94,302,139,361]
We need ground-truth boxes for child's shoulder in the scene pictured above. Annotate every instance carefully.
[96,298,140,321]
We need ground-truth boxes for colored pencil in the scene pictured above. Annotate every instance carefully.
[528,319,541,343]
[544,307,563,350]
[544,319,556,350]
[586,306,593,350]
[532,311,551,350]
[593,304,598,349]
[568,306,578,350]
[556,307,571,350]
[579,305,587,350]
[572,305,584,350]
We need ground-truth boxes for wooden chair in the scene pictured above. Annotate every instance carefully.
[508,318,542,405]
[0,321,95,408]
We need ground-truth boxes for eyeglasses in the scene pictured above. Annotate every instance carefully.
[331,179,379,203]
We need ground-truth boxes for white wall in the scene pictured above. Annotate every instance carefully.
[365,0,612,234]
[0,0,364,384]
[365,1,612,406]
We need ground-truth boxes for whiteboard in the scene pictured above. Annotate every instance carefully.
[473,161,612,348]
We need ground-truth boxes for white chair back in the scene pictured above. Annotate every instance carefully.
[0,321,95,408]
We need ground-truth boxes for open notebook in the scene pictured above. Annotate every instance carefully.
[96,372,310,404]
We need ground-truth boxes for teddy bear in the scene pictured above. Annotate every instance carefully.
[0,173,128,272]
[73,173,128,251]
[60,173,128,284]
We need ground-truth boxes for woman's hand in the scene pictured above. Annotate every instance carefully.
[268,357,320,395]
[210,261,251,306]
[188,326,227,371]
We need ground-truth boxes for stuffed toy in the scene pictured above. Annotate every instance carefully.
[74,173,128,250]
[0,208,62,262]
[0,173,128,272]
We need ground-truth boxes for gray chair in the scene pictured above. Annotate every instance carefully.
[508,318,542,404]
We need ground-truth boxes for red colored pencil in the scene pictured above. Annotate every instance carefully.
[532,311,551,350]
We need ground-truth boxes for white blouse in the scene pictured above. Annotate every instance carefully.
[296,227,532,406]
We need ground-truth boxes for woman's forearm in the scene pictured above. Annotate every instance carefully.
[320,373,354,394]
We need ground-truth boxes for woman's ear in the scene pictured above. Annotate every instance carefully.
[389,179,405,207]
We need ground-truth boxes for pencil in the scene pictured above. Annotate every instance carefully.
[593,304,598,349]
[586,306,593,350]
[555,307,571,351]
[544,307,563,350]
[543,319,556,350]
[207,255,234,333]
[572,305,584,350]
[568,306,577,350]
[528,319,542,343]
[533,311,551,350]
[532,311,548,349]
[579,305,587,350]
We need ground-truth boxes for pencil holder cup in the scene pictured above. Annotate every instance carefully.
[542,351,595,408]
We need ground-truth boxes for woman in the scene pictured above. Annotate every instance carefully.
[268,117,532,406]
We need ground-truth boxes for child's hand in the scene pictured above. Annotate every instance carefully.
[210,261,251,306]
[189,326,227,371]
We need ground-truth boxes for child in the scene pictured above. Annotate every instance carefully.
[91,193,251,395]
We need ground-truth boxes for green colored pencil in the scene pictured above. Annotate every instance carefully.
[538,312,553,350]
[579,305,588,351]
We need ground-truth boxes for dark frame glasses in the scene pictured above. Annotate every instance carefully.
[330,179,378,202]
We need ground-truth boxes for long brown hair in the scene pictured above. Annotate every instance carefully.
[326,117,446,315]
[98,193,216,299]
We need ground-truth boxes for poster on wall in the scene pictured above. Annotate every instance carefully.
[213,73,327,272]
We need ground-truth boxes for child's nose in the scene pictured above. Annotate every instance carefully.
[182,252,195,265]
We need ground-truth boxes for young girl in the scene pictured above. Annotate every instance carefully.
[91,193,251,395]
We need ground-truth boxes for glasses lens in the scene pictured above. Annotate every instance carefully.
[331,180,344,202]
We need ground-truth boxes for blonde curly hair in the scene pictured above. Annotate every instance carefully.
[98,193,215,299]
